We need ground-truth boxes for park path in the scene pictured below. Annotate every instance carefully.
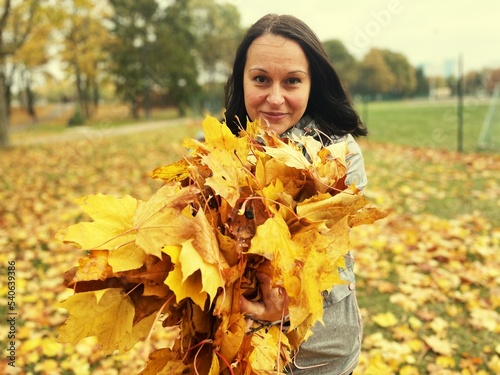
[13,117,193,146]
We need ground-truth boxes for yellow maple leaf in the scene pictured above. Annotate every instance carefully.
[372,312,399,327]
[296,189,367,226]
[294,216,351,266]
[107,242,146,273]
[488,355,500,374]
[202,115,250,162]
[189,198,231,268]
[163,245,207,308]
[150,159,192,183]
[138,348,191,375]
[163,240,224,308]
[133,183,200,258]
[178,239,224,305]
[348,206,390,227]
[436,355,456,368]
[216,314,247,368]
[258,156,304,200]
[119,313,160,352]
[399,365,420,375]
[73,250,113,282]
[57,194,137,250]
[58,288,136,355]
[469,307,500,332]
[208,351,220,375]
[248,215,299,272]
[201,149,246,207]
[249,326,289,372]
[292,245,328,327]
[364,352,395,374]
[58,184,201,261]
[299,135,348,191]
[264,133,348,193]
[264,137,311,170]
[40,337,63,357]
[423,335,455,356]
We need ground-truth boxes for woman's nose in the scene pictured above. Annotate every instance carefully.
[266,85,285,106]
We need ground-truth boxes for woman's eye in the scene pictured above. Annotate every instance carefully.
[287,77,301,85]
[254,76,268,84]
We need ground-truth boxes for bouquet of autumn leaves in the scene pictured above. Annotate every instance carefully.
[57,116,387,374]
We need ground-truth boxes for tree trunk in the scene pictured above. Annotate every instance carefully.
[83,77,91,119]
[5,79,11,118]
[92,78,99,109]
[130,98,139,119]
[26,83,36,120]
[0,70,10,148]
[75,67,86,121]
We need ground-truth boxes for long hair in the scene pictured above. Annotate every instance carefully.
[224,14,367,137]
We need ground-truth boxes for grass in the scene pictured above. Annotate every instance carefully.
[9,103,184,142]
[360,142,500,227]
[11,98,495,153]
[356,98,492,153]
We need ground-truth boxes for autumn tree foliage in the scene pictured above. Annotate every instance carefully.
[56,117,387,374]
[355,48,396,99]
[0,0,41,148]
[379,49,417,98]
[107,0,200,119]
[11,2,56,120]
[58,0,113,121]
[323,39,358,92]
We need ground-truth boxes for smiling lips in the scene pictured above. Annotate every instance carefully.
[261,111,288,121]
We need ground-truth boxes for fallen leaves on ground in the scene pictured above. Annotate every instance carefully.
[0,120,499,374]
[351,141,500,374]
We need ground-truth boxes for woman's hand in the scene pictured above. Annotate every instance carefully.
[240,272,289,322]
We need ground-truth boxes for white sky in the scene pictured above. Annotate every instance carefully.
[226,0,500,75]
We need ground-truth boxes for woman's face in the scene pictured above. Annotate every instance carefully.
[243,34,311,135]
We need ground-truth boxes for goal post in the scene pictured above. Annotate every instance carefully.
[477,83,500,151]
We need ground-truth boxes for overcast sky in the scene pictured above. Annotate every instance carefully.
[226,0,500,75]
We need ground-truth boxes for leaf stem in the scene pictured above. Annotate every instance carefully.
[215,350,235,375]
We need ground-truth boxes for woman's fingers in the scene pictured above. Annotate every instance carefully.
[239,295,265,318]
[240,272,289,322]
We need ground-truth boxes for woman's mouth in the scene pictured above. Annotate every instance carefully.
[261,112,287,121]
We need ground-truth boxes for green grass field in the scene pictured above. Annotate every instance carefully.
[356,99,492,153]
[2,100,499,374]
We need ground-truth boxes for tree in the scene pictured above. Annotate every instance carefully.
[108,0,200,118]
[379,49,416,98]
[188,0,243,113]
[59,0,112,122]
[107,0,154,119]
[414,66,430,97]
[10,3,53,120]
[0,0,40,148]
[486,68,500,94]
[464,70,485,95]
[323,39,357,93]
[355,48,396,99]
[153,0,200,117]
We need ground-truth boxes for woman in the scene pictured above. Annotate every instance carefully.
[224,14,367,375]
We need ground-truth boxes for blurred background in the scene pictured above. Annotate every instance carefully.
[1,0,499,150]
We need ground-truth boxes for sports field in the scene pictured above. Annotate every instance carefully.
[356,98,493,153]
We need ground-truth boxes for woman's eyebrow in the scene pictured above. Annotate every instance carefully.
[248,67,308,75]
[288,70,309,75]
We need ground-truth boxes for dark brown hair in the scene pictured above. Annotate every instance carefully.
[224,14,367,138]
